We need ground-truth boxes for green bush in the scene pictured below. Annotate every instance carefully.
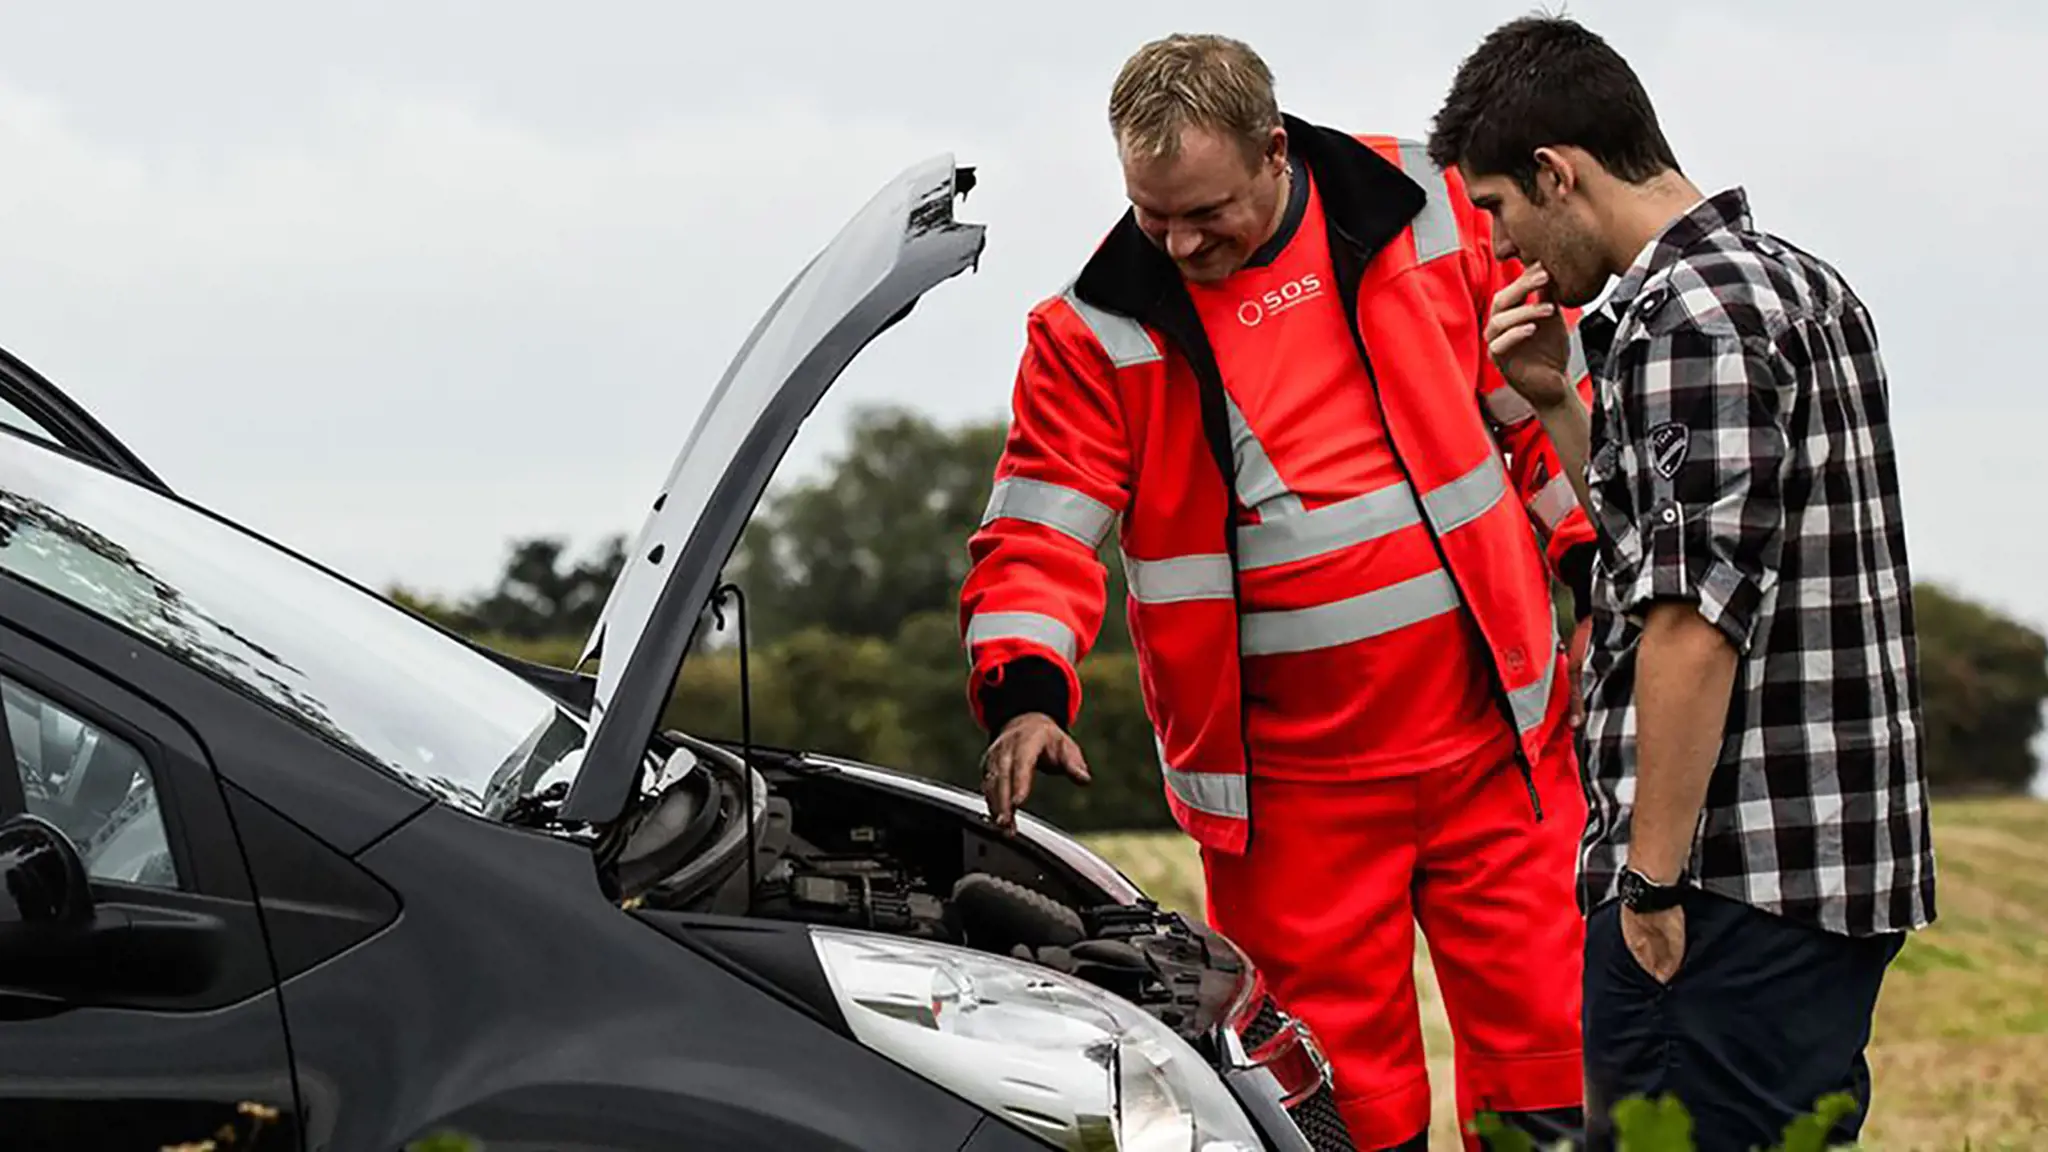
[1912,582,2048,794]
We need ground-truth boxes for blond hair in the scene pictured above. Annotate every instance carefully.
[1108,33,1281,165]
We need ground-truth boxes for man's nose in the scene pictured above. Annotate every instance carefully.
[1494,232,1518,262]
[1167,227,1204,260]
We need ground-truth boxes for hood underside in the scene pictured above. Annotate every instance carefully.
[558,156,986,826]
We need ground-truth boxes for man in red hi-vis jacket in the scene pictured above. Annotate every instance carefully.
[959,34,1598,1152]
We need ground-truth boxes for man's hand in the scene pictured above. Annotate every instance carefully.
[1486,264,1574,411]
[1568,616,1592,729]
[981,712,1091,835]
[1620,905,1686,984]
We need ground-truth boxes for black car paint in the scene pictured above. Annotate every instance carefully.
[0,557,1009,1151]
[0,618,301,1151]
[293,805,994,1152]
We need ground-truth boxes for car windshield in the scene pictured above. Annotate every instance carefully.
[0,435,591,817]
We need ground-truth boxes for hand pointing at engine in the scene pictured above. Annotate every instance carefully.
[981,713,1092,834]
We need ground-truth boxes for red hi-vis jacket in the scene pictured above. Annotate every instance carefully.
[960,116,1598,854]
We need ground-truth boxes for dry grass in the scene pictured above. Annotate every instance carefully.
[1083,795,2048,1151]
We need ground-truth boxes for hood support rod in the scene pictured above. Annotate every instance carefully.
[712,583,757,913]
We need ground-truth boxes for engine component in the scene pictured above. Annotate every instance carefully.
[951,871,1084,953]
[753,854,953,940]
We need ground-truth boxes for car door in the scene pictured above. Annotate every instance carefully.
[0,624,300,1151]
[0,344,165,491]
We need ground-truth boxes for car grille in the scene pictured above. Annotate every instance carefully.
[1289,1086,1357,1152]
[1239,998,1356,1152]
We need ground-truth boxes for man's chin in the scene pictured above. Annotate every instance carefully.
[1553,277,1602,309]
[1173,250,1242,283]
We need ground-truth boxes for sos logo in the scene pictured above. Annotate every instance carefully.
[1237,272,1323,326]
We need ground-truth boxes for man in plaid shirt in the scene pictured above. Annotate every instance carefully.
[1427,15,1937,1150]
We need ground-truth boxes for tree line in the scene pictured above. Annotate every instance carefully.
[391,404,2048,831]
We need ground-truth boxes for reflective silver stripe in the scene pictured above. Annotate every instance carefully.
[1155,732,1249,819]
[964,611,1077,664]
[1225,392,1304,517]
[1124,553,1234,604]
[1507,648,1557,733]
[1164,766,1249,819]
[1236,481,1423,571]
[1397,140,1462,265]
[1240,570,1460,656]
[1420,455,1509,534]
[1567,325,1589,383]
[982,477,1115,548]
[1529,472,1577,530]
[1061,287,1161,368]
[1484,386,1537,428]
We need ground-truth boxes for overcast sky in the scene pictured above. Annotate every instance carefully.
[0,1,2037,642]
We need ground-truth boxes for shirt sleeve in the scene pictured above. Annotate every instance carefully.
[1615,321,1792,652]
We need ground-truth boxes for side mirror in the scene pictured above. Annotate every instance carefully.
[0,812,95,928]
[0,813,224,1001]
[0,814,100,997]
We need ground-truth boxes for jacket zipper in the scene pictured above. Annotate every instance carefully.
[1332,242,1545,823]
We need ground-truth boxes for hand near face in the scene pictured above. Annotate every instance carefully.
[1485,264,1575,411]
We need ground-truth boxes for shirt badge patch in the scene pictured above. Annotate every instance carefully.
[1648,422,1689,479]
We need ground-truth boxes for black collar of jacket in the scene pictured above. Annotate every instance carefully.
[1070,113,1425,329]
[1067,114,1428,585]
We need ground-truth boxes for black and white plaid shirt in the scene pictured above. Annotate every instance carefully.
[1576,187,1937,937]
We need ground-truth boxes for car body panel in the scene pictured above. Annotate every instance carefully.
[0,623,299,1151]
[0,996,303,1150]
[561,156,986,826]
[286,804,990,1151]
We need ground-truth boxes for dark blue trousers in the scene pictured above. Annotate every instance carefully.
[1582,888,1904,1152]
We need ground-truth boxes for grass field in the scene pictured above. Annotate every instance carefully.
[1082,795,2048,1151]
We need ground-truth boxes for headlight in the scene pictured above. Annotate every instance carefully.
[810,928,1264,1152]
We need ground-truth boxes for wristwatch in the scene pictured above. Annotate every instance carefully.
[1618,867,1688,912]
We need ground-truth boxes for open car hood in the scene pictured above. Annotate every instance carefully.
[557,156,986,826]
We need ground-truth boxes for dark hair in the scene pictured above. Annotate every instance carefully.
[1426,14,1679,199]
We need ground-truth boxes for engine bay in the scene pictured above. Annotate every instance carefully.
[571,730,1356,1150]
[604,732,1248,1044]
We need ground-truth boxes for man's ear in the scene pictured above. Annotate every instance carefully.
[1265,125,1288,175]
[1532,146,1578,198]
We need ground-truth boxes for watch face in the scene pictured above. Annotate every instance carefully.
[1620,869,1679,910]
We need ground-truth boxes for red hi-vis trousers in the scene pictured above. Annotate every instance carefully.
[1200,731,1587,1150]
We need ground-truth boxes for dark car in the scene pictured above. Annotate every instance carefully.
[0,156,1359,1152]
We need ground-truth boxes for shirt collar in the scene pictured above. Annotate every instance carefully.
[1603,186,1752,322]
